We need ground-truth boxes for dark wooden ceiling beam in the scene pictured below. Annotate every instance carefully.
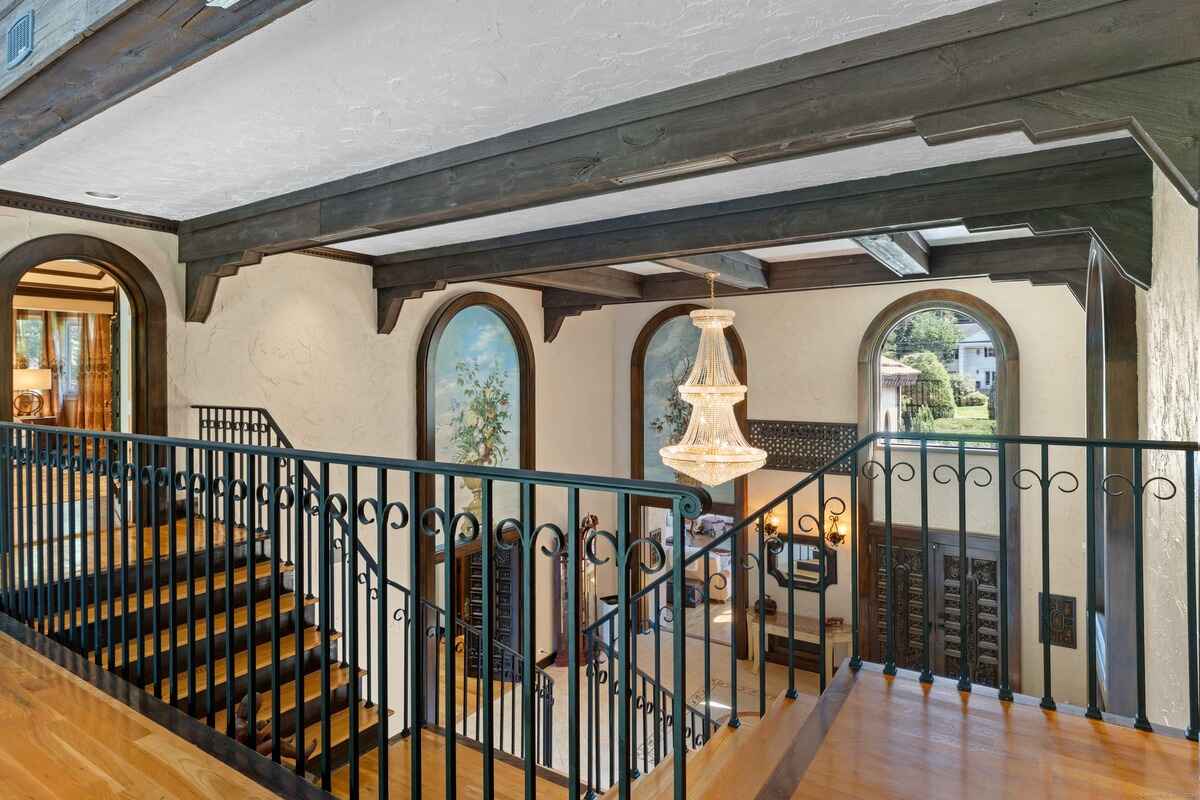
[654,252,768,289]
[371,142,1150,292]
[541,235,1093,339]
[852,232,930,276]
[497,266,642,298]
[0,0,314,166]
[177,0,1198,307]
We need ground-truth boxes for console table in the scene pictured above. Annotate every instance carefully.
[747,610,854,680]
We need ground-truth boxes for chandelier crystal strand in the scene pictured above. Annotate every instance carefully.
[659,272,767,486]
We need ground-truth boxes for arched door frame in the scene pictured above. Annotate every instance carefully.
[630,303,750,655]
[856,288,1021,690]
[0,234,167,435]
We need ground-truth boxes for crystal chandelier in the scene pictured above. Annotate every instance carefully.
[660,273,766,487]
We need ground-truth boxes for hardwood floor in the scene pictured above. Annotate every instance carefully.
[789,667,1200,800]
[331,729,568,800]
[0,629,279,799]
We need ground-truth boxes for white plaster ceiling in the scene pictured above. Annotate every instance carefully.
[0,0,1003,219]
[334,130,1123,257]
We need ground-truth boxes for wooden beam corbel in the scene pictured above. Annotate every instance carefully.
[185,251,262,323]
[377,281,446,335]
[543,300,603,343]
[990,269,1087,308]
[965,197,1152,288]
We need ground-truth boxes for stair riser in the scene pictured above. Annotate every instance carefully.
[122,602,317,685]
[175,637,330,719]
[30,537,264,612]
[85,570,283,650]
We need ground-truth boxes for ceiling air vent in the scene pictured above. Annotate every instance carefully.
[6,10,34,70]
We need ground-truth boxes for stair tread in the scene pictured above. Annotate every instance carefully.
[601,716,742,800]
[288,702,390,768]
[100,592,311,669]
[54,560,290,631]
[212,663,360,733]
[158,626,340,701]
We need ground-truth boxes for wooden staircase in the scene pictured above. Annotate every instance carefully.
[52,514,391,789]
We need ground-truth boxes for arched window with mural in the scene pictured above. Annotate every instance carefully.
[416,291,535,660]
[631,304,748,644]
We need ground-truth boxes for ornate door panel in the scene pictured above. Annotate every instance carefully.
[936,546,1000,689]
[868,539,926,672]
[866,526,1002,689]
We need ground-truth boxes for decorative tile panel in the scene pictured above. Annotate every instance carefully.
[1038,592,1077,649]
[746,419,858,474]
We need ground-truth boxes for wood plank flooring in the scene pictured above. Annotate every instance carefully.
[0,629,279,799]
[788,667,1200,800]
[331,729,568,800]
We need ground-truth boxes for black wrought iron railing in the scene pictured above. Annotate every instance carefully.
[2,415,1197,800]
[0,418,709,800]
[584,429,1200,798]
[194,405,558,768]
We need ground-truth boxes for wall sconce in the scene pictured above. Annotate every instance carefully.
[762,512,780,536]
[826,514,846,547]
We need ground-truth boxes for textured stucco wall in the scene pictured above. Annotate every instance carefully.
[1138,170,1200,729]
[609,275,1089,703]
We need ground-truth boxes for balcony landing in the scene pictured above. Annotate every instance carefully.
[782,665,1200,800]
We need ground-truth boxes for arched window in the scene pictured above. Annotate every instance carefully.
[416,292,535,648]
[417,291,535,505]
[859,289,1019,444]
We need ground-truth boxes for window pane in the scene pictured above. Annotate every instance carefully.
[880,308,997,442]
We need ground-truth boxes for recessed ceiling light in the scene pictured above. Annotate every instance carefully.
[84,191,120,200]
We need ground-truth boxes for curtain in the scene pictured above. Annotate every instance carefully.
[46,312,113,431]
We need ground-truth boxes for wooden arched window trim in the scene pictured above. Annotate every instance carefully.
[416,291,535,572]
[0,234,167,435]
[856,288,1021,691]
[630,303,751,655]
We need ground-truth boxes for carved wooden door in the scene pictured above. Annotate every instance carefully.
[868,539,927,672]
[934,543,1000,689]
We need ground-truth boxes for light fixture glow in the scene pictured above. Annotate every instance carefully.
[84,191,120,200]
[659,274,766,487]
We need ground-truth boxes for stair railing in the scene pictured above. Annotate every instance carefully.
[588,429,1200,799]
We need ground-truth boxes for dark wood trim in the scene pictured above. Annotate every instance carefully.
[0,188,177,233]
[855,288,1023,692]
[14,283,118,304]
[0,613,332,800]
[27,265,108,281]
[296,246,376,266]
[1084,243,1139,716]
[541,235,1093,339]
[0,0,316,167]
[0,234,168,435]
[496,266,642,299]
[753,658,858,800]
[629,303,750,656]
[178,0,1197,272]
[372,143,1149,291]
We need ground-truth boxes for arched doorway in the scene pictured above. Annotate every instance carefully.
[0,235,167,435]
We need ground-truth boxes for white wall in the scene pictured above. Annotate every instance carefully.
[609,276,1089,702]
[1138,169,1200,729]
